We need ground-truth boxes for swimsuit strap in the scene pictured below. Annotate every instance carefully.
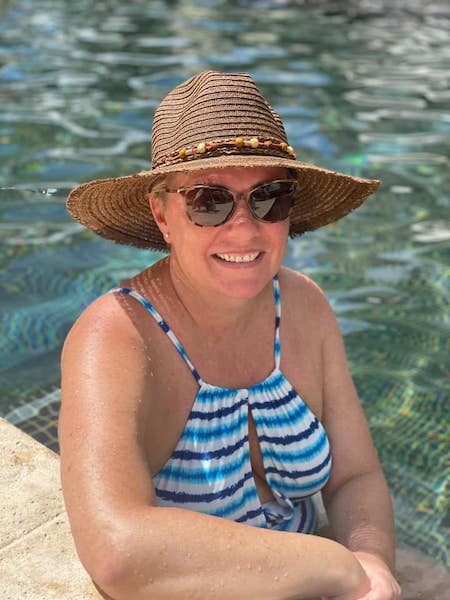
[108,287,203,384]
[273,275,281,370]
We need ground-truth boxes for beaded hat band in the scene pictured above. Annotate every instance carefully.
[162,136,296,166]
[67,71,380,250]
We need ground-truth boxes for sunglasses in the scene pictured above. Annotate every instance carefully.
[163,179,298,227]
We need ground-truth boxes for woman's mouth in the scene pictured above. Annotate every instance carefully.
[214,252,261,263]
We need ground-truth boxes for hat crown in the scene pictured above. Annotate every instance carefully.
[151,71,289,167]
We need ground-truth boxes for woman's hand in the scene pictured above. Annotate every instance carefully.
[352,551,402,599]
[321,551,401,600]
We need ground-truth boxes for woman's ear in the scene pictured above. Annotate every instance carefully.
[149,193,168,237]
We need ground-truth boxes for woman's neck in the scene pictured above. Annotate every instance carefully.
[166,256,273,340]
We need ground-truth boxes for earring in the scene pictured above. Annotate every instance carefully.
[165,232,170,240]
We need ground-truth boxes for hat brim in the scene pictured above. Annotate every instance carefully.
[67,154,380,250]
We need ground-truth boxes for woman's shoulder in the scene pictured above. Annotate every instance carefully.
[62,292,138,362]
[278,266,331,311]
[276,268,342,375]
[64,265,162,357]
[278,266,339,344]
[68,259,165,335]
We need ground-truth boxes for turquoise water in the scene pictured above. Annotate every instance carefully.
[0,0,448,566]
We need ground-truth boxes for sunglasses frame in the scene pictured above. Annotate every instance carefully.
[161,179,298,227]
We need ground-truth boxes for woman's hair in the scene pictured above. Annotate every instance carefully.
[151,174,168,196]
[149,174,169,212]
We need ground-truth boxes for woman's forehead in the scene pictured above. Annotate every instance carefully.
[171,166,289,187]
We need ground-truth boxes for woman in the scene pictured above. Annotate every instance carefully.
[60,71,402,599]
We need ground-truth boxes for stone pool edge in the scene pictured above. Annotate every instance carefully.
[0,417,101,599]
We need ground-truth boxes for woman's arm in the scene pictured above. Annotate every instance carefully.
[319,296,401,599]
[59,293,369,600]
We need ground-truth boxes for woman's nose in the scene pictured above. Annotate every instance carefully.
[229,194,255,224]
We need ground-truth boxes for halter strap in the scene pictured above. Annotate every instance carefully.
[109,275,281,384]
[273,275,282,370]
[108,287,203,384]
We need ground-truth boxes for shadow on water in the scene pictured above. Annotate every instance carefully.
[0,0,448,584]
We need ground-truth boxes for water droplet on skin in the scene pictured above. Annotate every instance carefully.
[236,564,241,571]
[148,577,154,584]
[162,561,168,568]
[257,565,262,573]
[274,575,279,582]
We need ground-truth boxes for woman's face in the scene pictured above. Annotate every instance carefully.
[151,166,291,300]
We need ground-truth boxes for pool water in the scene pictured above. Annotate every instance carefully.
[0,0,448,569]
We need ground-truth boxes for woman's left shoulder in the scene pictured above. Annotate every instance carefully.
[278,267,334,318]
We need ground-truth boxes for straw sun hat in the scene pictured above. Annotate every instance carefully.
[67,70,380,251]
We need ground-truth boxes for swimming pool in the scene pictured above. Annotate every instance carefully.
[0,0,448,566]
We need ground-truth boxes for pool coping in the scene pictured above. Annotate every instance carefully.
[1,417,448,599]
[0,417,101,599]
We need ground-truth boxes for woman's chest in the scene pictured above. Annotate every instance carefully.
[142,328,324,478]
[148,369,330,509]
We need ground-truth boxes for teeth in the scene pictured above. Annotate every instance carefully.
[216,252,260,263]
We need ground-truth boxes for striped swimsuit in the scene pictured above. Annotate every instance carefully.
[111,276,332,533]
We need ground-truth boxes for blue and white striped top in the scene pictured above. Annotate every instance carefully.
[110,276,332,533]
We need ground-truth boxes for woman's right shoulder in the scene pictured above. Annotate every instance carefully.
[63,287,151,360]
[67,290,129,334]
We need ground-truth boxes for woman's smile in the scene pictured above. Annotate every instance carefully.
[213,251,263,265]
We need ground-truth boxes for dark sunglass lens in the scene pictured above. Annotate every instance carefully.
[185,187,234,226]
[250,181,297,222]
